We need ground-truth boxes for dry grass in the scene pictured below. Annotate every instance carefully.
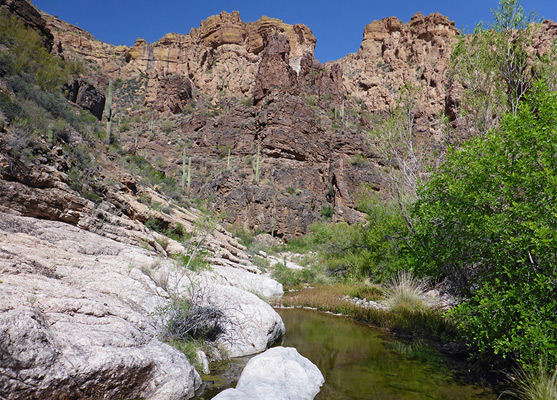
[506,361,557,400]
[277,283,455,338]
[384,270,435,311]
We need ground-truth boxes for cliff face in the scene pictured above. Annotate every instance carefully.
[44,10,316,102]
[334,12,459,135]
[3,0,556,237]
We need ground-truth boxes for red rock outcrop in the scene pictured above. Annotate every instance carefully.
[144,73,193,114]
[253,33,300,104]
[334,12,460,135]
[43,10,317,105]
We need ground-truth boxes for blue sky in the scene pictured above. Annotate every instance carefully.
[33,0,557,63]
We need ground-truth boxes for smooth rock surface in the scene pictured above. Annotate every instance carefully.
[202,264,284,299]
[213,346,324,400]
[203,284,285,357]
[0,211,285,399]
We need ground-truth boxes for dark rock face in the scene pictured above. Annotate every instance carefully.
[65,79,106,120]
[253,33,299,105]
[252,32,344,109]
[145,74,193,114]
[190,92,382,238]
[298,53,344,107]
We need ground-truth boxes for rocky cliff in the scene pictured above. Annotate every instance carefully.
[333,12,459,135]
[43,10,316,103]
[23,1,555,237]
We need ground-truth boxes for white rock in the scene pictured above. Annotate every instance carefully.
[0,212,286,399]
[204,283,285,357]
[0,213,201,399]
[213,347,324,400]
[202,264,284,298]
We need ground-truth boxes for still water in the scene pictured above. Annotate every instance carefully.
[196,308,501,399]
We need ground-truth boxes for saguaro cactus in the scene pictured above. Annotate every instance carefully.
[181,147,187,190]
[253,145,261,184]
[104,80,113,140]
[187,157,192,195]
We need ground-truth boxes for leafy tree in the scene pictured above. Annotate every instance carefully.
[412,85,557,368]
[293,190,411,282]
[448,0,555,138]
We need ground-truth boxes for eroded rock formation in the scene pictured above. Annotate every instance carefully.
[333,12,460,135]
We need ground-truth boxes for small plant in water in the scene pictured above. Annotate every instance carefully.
[506,361,557,400]
[384,270,433,311]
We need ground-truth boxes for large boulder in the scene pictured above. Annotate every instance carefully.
[0,212,201,399]
[65,78,106,120]
[205,284,285,357]
[213,346,324,400]
[0,211,286,398]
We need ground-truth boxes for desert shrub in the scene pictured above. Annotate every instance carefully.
[0,10,68,91]
[240,97,252,106]
[0,91,26,121]
[231,227,255,249]
[144,216,168,234]
[162,297,227,342]
[271,262,328,286]
[174,248,210,272]
[293,192,410,282]
[285,186,297,195]
[168,339,206,373]
[119,121,130,132]
[123,154,178,194]
[320,204,333,219]
[252,255,270,272]
[350,153,367,166]
[161,120,174,134]
[83,191,102,203]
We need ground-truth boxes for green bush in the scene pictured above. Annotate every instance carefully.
[350,153,367,166]
[412,85,557,368]
[295,192,410,282]
[271,262,325,286]
[0,91,26,121]
[320,204,333,219]
[0,10,68,91]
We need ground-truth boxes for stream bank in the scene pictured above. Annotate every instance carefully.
[195,308,508,399]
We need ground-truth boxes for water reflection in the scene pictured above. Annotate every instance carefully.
[278,308,498,400]
[195,308,501,400]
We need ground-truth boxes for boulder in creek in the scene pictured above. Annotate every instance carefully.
[213,346,324,400]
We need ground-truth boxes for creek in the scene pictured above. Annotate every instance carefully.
[195,308,501,399]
